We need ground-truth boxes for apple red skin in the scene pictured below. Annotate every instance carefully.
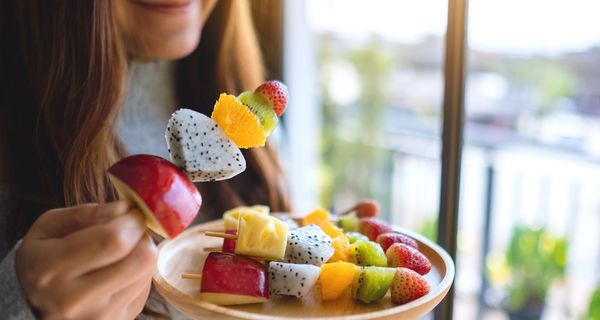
[201,252,268,298]
[222,229,237,253]
[108,154,202,238]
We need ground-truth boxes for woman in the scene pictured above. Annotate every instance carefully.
[0,0,291,318]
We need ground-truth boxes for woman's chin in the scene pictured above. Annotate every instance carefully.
[153,38,201,60]
[131,33,201,60]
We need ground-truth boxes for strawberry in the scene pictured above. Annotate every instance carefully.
[386,243,431,275]
[359,218,393,241]
[353,200,380,218]
[255,80,288,117]
[376,232,418,252]
[340,200,380,218]
[390,267,430,305]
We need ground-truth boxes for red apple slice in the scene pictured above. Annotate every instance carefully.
[200,252,268,305]
[222,229,237,253]
[107,154,202,239]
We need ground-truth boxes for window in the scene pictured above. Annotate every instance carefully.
[462,0,600,319]
[283,0,600,319]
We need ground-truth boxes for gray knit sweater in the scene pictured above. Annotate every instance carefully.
[0,60,186,319]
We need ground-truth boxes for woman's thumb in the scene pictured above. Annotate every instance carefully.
[29,201,131,239]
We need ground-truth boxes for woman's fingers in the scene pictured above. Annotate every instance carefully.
[59,210,147,276]
[97,200,134,221]
[77,272,153,320]
[41,276,152,320]
[51,235,156,318]
[15,203,152,320]
[27,201,130,239]
[122,282,153,319]
[107,278,153,320]
[80,234,156,293]
[16,202,138,300]
[27,204,100,239]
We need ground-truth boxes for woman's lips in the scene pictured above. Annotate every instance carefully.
[130,0,196,15]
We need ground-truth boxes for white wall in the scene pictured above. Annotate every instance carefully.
[283,0,320,212]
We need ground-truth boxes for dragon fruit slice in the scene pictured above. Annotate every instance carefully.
[165,108,246,182]
[284,225,334,266]
[268,262,320,298]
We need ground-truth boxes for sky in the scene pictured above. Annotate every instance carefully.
[307,0,600,55]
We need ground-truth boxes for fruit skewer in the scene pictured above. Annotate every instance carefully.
[180,255,321,302]
[104,81,289,240]
[166,80,288,182]
[182,256,431,306]
[204,211,289,260]
[272,199,380,226]
[200,202,380,260]
[205,225,335,266]
[197,205,433,306]
[210,205,431,273]
[210,200,380,233]
[205,212,336,266]
[201,201,380,257]
[335,200,380,218]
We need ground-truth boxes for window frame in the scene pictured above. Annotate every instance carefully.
[435,0,469,319]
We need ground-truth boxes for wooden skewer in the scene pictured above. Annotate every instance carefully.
[203,233,269,259]
[336,206,356,216]
[273,212,317,225]
[181,273,202,280]
[204,231,237,239]
[336,200,380,217]
[201,248,269,261]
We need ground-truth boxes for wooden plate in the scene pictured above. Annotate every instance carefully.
[153,217,455,320]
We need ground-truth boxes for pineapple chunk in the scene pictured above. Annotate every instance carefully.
[236,212,288,260]
[223,205,270,230]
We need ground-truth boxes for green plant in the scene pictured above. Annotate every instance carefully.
[587,283,600,320]
[417,215,437,242]
[318,37,394,212]
[487,225,567,313]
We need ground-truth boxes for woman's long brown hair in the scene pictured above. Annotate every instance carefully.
[0,0,291,249]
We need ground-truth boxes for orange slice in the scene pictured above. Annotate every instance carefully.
[303,208,331,227]
[303,208,345,238]
[319,262,358,300]
[328,236,352,263]
[211,93,266,148]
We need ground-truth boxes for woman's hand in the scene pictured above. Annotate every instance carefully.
[15,201,157,320]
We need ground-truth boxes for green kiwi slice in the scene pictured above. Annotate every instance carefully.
[350,240,387,267]
[346,232,369,244]
[352,266,396,303]
[339,215,359,232]
[238,91,278,134]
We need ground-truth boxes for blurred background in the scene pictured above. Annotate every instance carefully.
[256,0,600,319]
